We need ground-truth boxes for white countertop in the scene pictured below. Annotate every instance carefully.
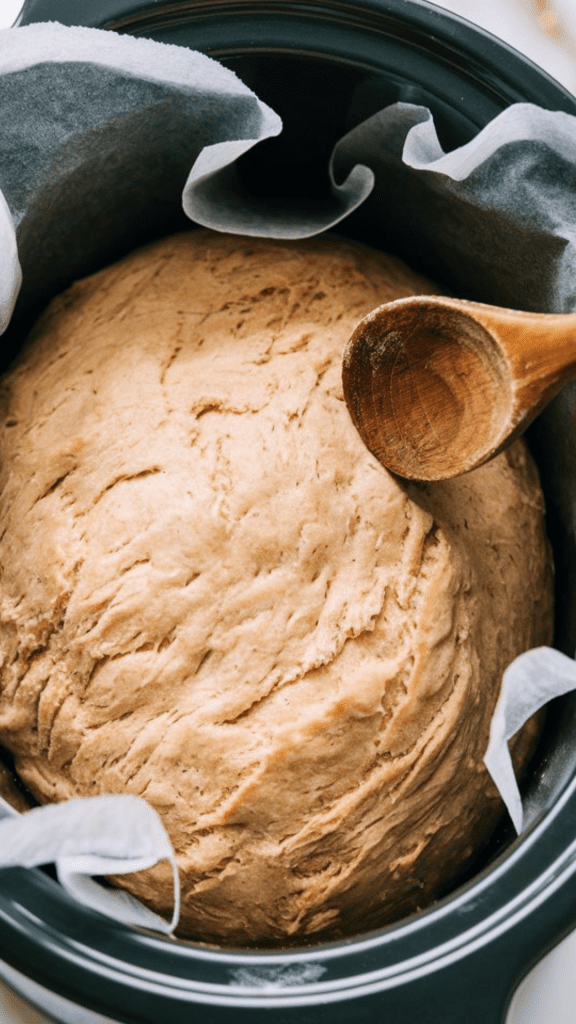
[1,1,576,1021]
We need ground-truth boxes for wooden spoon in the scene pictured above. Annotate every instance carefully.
[342,294,576,481]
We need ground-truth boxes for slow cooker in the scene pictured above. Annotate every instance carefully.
[1,1,576,1022]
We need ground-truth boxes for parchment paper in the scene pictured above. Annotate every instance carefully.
[0,791,179,932]
[0,20,576,933]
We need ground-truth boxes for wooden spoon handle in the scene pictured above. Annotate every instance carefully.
[457,301,576,421]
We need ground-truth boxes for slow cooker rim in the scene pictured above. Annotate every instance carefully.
[18,0,576,119]
[1,769,576,1009]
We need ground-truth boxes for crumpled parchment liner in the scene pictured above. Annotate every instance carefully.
[329,101,576,313]
[0,791,179,933]
[0,21,376,325]
[485,648,576,833]
[0,20,575,932]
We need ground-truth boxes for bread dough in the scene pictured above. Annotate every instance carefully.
[0,230,553,945]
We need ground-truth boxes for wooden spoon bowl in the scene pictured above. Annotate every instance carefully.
[342,295,576,481]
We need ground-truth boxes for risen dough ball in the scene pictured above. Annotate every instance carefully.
[0,230,553,945]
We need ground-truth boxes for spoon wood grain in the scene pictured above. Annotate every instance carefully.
[342,295,576,481]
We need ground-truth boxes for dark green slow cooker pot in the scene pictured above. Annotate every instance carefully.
[1,2,576,1022]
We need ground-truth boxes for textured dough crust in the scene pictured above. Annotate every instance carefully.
[0,230,553,945]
